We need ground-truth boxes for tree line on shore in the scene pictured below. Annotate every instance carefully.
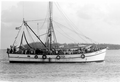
[81,43,120,50]
[23,42,120,50]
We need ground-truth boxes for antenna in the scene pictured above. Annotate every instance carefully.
[22,1,25,21]
[37,23,39,36]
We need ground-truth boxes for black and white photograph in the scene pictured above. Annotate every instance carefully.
[1,0,120,82]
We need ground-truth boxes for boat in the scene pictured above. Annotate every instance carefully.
[6,1,107,63]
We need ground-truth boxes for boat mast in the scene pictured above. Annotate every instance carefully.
[48,1,53,53]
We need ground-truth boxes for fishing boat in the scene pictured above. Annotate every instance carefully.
[6,2,107,63]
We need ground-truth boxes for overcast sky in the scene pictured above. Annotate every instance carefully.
[1,0,120,49]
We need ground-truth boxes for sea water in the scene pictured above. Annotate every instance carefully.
[0,49,120,82]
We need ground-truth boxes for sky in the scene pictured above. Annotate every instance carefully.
[1,0,120,49]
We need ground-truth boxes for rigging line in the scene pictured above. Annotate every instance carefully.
[57,2,98,43]
[56,2,82,33]
[26,25,39,48]
[55,2,95,43]
[55,27,75,43]
[54,2,88,43]
[13,22,24,46]
[54,23,78,43]
[44,20,49,45]
[55,27,76,43]
[23,31,33,49]
[44,24,49,44]
[45,3,51,46]
[38,33,48,37]
[53,21,88,43]
[36,3,49,42]
[25,25,35,42]
[20,31,24,47]
[55,2,79,32]
[26,2,49,29]
[51,23,58,44]
[55,22,87,43]
[24,21,49,50]
[26,19,46,22]
[55,2,88,35]
[53,20,74,31]
[39,9,49,30]
[53,20,81,33]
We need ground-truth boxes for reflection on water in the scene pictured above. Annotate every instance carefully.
[0,49,120,82]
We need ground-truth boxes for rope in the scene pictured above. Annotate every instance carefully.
[51,23,58,44]
[38,33,48,37]
[54,2,88,43]
[25,25,35,42]
[20,31,24,47]
[13,23,23,46]
[24,21,49,50]
[55,2,98,43]
[26,19,46,22]
[23,31,33,49]
[53,21,88,43]
[54,23,78,43]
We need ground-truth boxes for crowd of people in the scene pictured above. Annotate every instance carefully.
[7,45,105,55]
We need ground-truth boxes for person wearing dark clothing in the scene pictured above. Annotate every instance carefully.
[35,48,40,54]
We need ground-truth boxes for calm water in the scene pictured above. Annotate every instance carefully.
[0,49,120,82]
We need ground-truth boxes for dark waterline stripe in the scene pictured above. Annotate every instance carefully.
[9,60,104,63]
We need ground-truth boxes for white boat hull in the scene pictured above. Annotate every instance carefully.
[8,48,107,63]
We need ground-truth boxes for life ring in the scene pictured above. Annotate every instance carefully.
[34,55,38,59]
[27,55,30,57]
[42,55,47,59]
[81,54,85,59]
[56,55,61,60]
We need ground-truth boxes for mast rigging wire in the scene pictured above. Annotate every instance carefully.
[13,23,23,46]
[23,31,33,49]
[26,19,46,22]
[54,2,88,43]
[25,25,35,42]
[55,2,98,43]
[54,23,78,43]
[53,20,88,43]
[24,21,49,50]
[20,31,24,47]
